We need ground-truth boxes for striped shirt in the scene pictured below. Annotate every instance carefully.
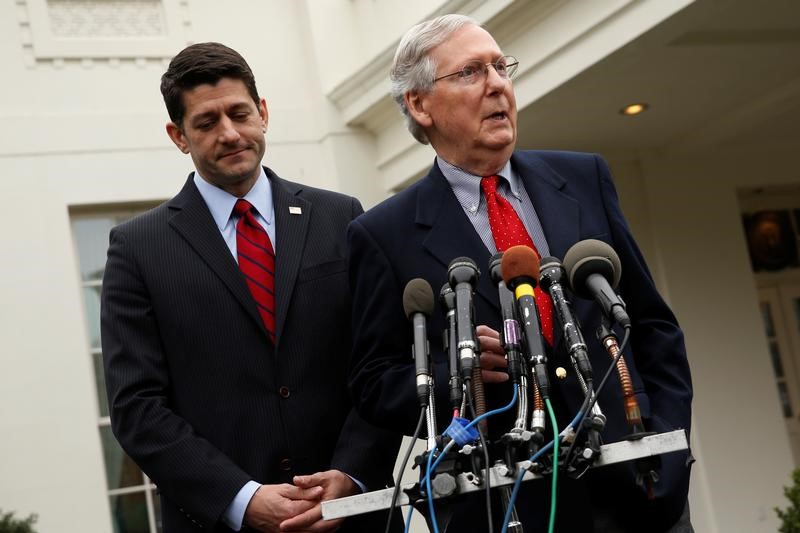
[437,156,551,257]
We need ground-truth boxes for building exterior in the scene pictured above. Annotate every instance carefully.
[2,1,799,532]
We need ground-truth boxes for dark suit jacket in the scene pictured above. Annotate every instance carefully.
[102,167,402,532]
[347,151,692,532]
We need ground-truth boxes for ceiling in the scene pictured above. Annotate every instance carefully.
[516,0,800,157]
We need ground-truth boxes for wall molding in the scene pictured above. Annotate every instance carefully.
[16,0,191,67]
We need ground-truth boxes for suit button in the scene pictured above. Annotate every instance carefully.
[279,386,290,398]
[279,458,292,471]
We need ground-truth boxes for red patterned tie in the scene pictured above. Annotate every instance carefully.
[233,199,276,342]
[481,175,554,345]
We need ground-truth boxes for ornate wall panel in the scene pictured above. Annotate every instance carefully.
[16,0,191,66]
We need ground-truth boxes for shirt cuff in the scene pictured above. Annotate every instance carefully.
[222,480,261,531]
[346,474,366,494]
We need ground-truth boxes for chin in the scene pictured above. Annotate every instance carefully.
[483,140,515,155]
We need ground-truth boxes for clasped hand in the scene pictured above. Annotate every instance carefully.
[243,470,356,532]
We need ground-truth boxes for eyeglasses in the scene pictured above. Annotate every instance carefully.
[433,56,519,84]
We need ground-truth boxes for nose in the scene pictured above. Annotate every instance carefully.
[218,116,240,143]
[485,64,507,93]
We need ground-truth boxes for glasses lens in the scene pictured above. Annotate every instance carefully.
[460,61,484,83]
[504,57,519,80]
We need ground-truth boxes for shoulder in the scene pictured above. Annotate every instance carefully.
[515,149,604,168]
[268,168,357,206]
[112,201,171,239]
[513,150,612,188]
[355,170,435,230]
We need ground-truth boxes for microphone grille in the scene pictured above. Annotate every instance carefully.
[447,256,480,288]
[489,252,504,284]
[562,239,622,296]
[403,278,435,318]
[500,245,540,288]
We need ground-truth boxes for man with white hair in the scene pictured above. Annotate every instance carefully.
[348,14,693,532]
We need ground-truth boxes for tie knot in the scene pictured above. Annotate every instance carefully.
[480,175,501,196]
[233,199,254,218]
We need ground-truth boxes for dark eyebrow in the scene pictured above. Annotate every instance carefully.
[228,102,252,113]
[189,110,218,125]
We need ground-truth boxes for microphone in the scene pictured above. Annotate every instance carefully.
[539,256,593,383]
[447,257,480,381]
[440,283,463,412]
[562,239,630,328]
[403,278,435,407]
[501,245,549,399]
[489,253,523,384]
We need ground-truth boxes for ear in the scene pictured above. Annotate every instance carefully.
[166,122,190,154]
[405,91,433,129]
[259,97,269,132]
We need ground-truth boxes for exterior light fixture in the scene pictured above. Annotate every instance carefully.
[620,103,649,116]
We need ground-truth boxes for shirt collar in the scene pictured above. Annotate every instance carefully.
[193,167,273,230]
[436,156,518,210]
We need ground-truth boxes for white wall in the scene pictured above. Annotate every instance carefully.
[0,1,380,531]
[2,0,797,532]
[609,145,799,533]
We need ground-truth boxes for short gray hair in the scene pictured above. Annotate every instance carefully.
[390,14,478,144]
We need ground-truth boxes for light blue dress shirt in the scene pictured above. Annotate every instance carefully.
[436,156,551,258]
[193,168,276,254]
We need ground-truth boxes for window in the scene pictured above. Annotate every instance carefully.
[71,207,161,533]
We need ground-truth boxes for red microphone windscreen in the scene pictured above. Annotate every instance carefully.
[500,245,540,287]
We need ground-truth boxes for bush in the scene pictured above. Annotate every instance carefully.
[0,510,37,533]
[777,469,800,533]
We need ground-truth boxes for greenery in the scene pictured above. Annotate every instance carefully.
[0,510,37,533]
[777,469,800,533]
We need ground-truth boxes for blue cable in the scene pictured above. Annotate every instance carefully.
[423,384,520,531]
[467,383,519,431]
[425,385,520,483]
[403,505,414,533]
[500,405,586,533]
[426,446,440,533]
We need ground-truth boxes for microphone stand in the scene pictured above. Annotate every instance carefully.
[596,318,645,436]
[426,376,438,451]
[596,317,660,498]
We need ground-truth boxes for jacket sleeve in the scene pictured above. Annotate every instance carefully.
[594,154,693,525]
[328,196,403,491]
[101,227,250,529]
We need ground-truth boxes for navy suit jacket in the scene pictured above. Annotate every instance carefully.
[102,168,402,532]
[348,151,692,531]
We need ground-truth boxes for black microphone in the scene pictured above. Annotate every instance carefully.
[489,253,523,384]
[539,256,593,383]
[403,278,435,407]
[440,283,463,412]
[501,246,549,399]
[563,239,630,328]
[447,257,480,381]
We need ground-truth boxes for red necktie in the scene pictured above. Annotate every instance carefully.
[233,199,276,342]
[481,175,554,346]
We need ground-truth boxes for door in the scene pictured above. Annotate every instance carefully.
[759,286,800,464]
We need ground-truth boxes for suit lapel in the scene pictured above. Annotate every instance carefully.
[417,164,499,313]
[269,169,310,346]
[512,152,581,350]
[167,176,266,333]
[512,152,580,261]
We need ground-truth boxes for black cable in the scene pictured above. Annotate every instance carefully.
[563,326,632,467]
[385,406,427,533]
[465,383,494,533]
[584,326,631,423]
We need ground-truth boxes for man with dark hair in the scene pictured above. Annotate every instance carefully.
[101,42,401,533]
[348,15,693,532]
